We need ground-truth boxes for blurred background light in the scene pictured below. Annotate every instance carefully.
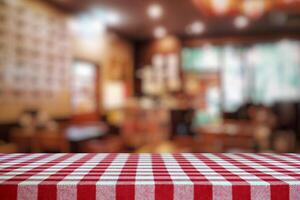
[148,4,163,19]
[234,15,249,29]
[154,26,167,38]
[68,16,106,38]
[187,21,206,35]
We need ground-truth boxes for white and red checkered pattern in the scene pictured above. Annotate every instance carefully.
[0,153,299,200]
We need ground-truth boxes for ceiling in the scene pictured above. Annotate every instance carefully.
[46,0,300,41]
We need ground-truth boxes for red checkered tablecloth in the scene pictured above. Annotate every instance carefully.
[0,153,299,200]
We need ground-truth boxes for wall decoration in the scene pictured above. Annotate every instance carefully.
[103,81,126,110]
[140,53,180,95]
[71,61,97,114]
[0,0,71,102]
[166,54,180,91]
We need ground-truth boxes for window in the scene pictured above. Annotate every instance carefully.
[182,40,300,112]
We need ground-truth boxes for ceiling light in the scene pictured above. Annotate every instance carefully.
[68,17,106,38]
[106,11,121,26]
[154,26,166,38]
[211,0,232,15]
[234,15,249,29]
[187,21,205,34]
[90,8,121,26]
[242,0,266,19]
[148,4,163,19]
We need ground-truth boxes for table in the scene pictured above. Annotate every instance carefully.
[197,121,255,152]
[66,124,107,142]
[0,153,299,200]
[65,123,107,152]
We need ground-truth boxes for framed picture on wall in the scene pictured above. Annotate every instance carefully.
[71,60,100,122]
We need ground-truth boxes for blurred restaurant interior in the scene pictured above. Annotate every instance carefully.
[0,0,300,153]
